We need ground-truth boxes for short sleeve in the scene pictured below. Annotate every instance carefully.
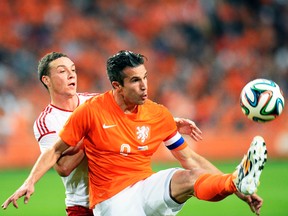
[60,102,91,146]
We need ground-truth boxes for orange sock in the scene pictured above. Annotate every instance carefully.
[194,173,237,202]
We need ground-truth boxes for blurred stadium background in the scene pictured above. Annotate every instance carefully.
[0,0,288,215]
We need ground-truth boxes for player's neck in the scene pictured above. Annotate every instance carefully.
[113,90,138,114]
[124,105,138,114]
[50,94,79,111]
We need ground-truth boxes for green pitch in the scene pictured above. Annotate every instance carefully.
[0,160,287,216]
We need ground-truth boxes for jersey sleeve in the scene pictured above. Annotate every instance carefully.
[159,105,188,151]
[37,132,59,152]
[164,130,187,151]
[59,101,91,147]
[33,114,58,152]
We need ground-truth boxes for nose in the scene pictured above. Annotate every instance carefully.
[68,70,76,79]
[140,80,147,90]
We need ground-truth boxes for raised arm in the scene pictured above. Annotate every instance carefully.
[1,138,69,210]
[171,145,222,174]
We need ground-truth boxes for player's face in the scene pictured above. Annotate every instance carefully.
[121,64,148,106]
[46,57,77,97]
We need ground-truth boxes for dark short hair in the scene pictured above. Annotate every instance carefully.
[106,50,146,86]
[38,52,67,89]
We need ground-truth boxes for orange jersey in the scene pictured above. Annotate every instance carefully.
[59,90,187,208]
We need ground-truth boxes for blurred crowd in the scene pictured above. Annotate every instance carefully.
[0,0,288,148]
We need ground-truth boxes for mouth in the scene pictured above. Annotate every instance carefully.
[141,94,148,100]
[68,82,76,87]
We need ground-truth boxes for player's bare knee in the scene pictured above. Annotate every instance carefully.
[170,168,206,202]
[186,168,206,187]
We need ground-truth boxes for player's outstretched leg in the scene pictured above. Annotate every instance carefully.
[233,136,267,195]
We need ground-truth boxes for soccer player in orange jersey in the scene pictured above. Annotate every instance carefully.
[33,52,203,216]
[2,50,267,216]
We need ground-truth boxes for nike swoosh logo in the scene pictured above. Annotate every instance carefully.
[103,124,117,129]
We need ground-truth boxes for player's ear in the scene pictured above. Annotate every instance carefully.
[42,75,50,86]
[112,81,122,90]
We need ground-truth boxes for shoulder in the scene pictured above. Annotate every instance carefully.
[71,93,105,118]
[73,92,112,118]
[77,92,100,104]
[86,91,109,104]
[34,105,55,124]
[144,99,169,113]
[77,92,100,98]
[142,99,172,119]
[34,105,58,137]
[34,104,68,128]
[34,104,71,131]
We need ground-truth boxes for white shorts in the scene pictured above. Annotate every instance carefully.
[93,168,185,216]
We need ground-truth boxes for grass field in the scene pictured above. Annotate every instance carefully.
[0,160,287,216]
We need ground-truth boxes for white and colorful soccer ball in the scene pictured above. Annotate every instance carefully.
[240,78,285,123]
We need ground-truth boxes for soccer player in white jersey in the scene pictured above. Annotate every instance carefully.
[33,52,96,216]
[31,52,204,215]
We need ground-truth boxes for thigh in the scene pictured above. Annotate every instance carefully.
[93,168,185,216]
[93,185,146,216]
[142,168,185,216]
[66,205,94,216]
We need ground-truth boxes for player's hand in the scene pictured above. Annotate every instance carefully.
[1,182,35,210]
[174,117,202,141]
[246,194,263,216]
[235,192,263,215]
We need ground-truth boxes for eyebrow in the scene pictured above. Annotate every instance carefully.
[130,71,147,79]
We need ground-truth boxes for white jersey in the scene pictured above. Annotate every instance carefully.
[33,93,97,207]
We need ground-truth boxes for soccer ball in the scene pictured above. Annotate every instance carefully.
[240,78,285,123]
